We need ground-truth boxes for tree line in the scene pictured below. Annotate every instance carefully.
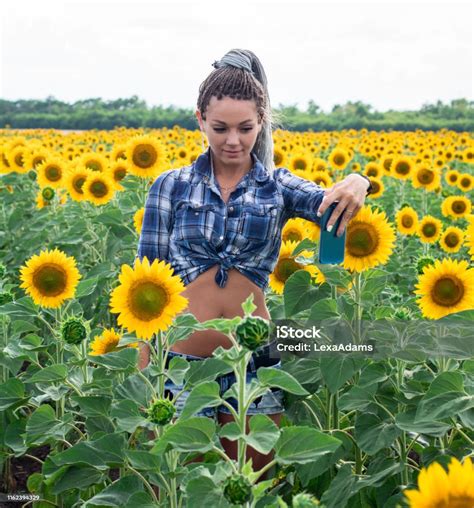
[1,96,473,132]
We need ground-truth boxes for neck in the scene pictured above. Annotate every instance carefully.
[210,150,253,180]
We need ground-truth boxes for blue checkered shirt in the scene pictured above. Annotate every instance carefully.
[136,147,325,291]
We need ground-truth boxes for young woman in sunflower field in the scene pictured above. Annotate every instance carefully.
[135,49,372,472]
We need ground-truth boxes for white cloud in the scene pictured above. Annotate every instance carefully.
[1,0,472,111]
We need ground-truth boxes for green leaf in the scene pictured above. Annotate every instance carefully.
[245,414,281,455]
[111,399,149,433]
[180,381,222,419]
[70,395,112,418]
[308,298,339,321]
[124,450,162,471]
[395,411,451,437]
[50,465,104,495]
[320,464,356,508]
[83,475,146,507]
[0,378,27,411]
[26,405,72,446]
[88,348,138,371]
[155,417,216,453]
[416,392,474,422]
[185,358,233,387]
[320,356,365,393]
[241,293,257,316]
[75,277,99,298]
[27,364,68,384]
[338,383,378,411]
[284,271,327,317]
[425,371,464,397]
[166,355,190,385]
[275,426,341,464]
[354,413,401,455]
[257,367,309,395]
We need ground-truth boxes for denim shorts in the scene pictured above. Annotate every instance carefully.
[163,344,285,420]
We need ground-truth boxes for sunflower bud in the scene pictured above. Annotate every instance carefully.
[60,317,88,345]
[415,255,435,275]
[223,475,252,505]
[28,170,37,181]
[235,316,270,351]
[0,290,14,305]
[147,398,175,426]
[292,492,320,507]
[399,202,411,210]
[441,189,451,198]
[42,187,55,201]
[392,307,413,320]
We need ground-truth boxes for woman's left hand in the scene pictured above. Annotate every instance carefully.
[316,174,370,237]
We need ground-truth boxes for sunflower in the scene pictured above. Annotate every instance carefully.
[269,240,324,294]
[36,158,67,189]
[133,208,145,235]
[19,248,81,308]
[466,215,474,260]
[311,157,328,172]
[82,172,116,206]
[109,257,188,339]
[391,156,414,180]
[289,154,312,172]
[126,135,167,178]
[441,196,472,219]
[89,328,138,356]
[445,168,460,186]
[404,456,474,508]
[64,167,93,202]
[108,161,129,184]
[457,173,474,192]
[282,218,310,244]
[8,146,29,174]
[414,259,474,319]
[328,147,350,171]
[343,206,396,272]
[78,152,109,172]
[366,177,384,199]
[418,215,443,243]
[363,162,382,179]
[440,226,465,253]
[310,170,333,188]
[396,206,419,236]
[411,165,441,191]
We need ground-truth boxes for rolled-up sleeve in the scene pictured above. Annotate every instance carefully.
[135,169,176,264]
[275,168,325,225]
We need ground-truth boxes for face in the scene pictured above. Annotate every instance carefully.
[196,96,263,167]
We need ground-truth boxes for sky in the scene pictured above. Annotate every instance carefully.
[0,0,472,113]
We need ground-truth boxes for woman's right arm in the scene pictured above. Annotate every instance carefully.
[135,169,176,265]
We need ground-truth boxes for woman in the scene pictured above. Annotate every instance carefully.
[136,49,371,475]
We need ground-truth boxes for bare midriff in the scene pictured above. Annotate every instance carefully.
[170,265,270,357]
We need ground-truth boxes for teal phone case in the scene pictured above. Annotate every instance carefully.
[318,203,346,264]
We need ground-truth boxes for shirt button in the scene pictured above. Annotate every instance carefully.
[194,212,198,216]
[229,206,234,212]
[219,236,224,240]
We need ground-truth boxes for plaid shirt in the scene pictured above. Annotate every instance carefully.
[136,147,325,291]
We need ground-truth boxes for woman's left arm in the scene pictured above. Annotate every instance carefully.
[317,174,371,237]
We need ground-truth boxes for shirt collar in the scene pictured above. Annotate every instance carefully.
[194,146,270,183]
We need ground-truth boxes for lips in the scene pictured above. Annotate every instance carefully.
[225,150,241,154]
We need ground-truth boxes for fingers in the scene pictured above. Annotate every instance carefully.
[336,207,357,237]
[316,192,337,219]
[325,199,348,234]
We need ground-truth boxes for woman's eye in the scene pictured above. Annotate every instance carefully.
[213,127,253,133]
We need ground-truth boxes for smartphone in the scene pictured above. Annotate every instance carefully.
[318,202,346,264]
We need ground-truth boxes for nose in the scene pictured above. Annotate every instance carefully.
[226,129,240,146]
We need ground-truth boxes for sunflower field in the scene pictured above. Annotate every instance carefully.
[0,127,473,508]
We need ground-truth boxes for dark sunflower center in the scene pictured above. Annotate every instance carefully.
[367,169,378,177]
[46,165,61,181]
[15,153,24,167]
[452,201,466,214]
[274,152,283,165]
[294,159,306,170]
[104,339,120,353]
[460,177,470,188]
[418,169,434,184]
[74,176,86,193]
[275,258,302,282]
[179,150,186,158]
[334,154,345,166]
[33,264,67,296]
[395,162,410,175]
[401,215,414,228]
[431,276,464,306]
[90,180,108,198]
[422,223,437,237]
[133,144,158,168]
[371,180,381,193]
[285,231,302,242]
[445,232,460,247]
[129,281,169,321]
[449,174,458,182]
[383,158,393,171]
[347,224,377,257]
[115,168,126,180]
[33,156,46,168]
[87,161,102,172]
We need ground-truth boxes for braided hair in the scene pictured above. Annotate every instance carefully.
[197,49,280,171]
